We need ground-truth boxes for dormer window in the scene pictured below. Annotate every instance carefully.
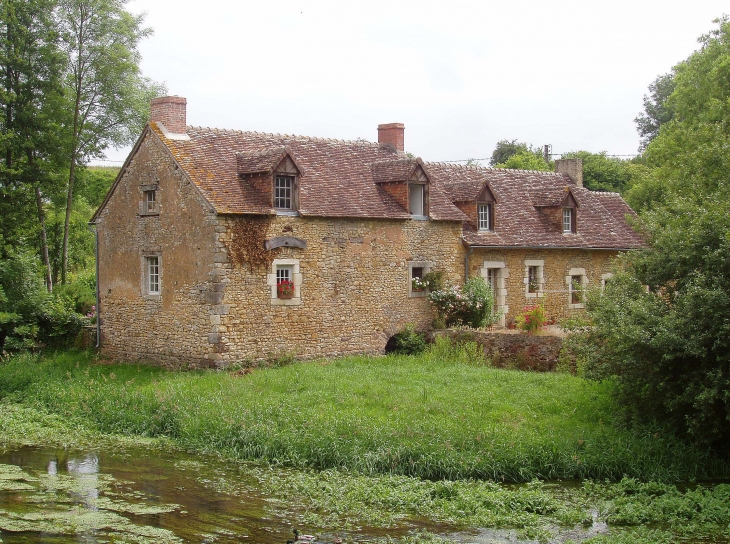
[275,175,294,210]
[563,207,576,233]
[409,183,426,217]
[478,203,493,231]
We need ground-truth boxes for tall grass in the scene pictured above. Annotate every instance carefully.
[1,342,728,483]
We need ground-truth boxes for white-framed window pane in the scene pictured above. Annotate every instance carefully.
[145,190,156,212]
[478,203,491,230]
[570,275,583,304]
[409,184,424,215]
[275,176,292,209]
[528,266,539,293]
[276,267,291,283]
[563,208,573,233]
[147,256,159,294]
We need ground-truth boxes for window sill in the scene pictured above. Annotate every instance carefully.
[410,215,429,221]
[409,290,427,298]
[569,303,585,309]
[526,292,543,299]
[139,211,159,217]
[276,210,300,217]
[143,294,161,301]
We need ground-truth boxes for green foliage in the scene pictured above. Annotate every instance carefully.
[428,276,500,329]
[581,195,730,449]
[489,138,530,166]
[497,149,552,171]
[583,18,730,451]
[635,72,676,151]
[75,166,118,209]
[0,249,86,350]
[388,323,426,355]
[559,150,641,193]
[3,350,729,483]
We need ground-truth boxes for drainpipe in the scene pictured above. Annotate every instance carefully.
[87,223,100,348]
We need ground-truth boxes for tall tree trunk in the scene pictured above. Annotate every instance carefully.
[35,185,53,293]
[61,156,76,284]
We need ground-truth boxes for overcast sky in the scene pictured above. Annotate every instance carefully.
[99,0,728,166]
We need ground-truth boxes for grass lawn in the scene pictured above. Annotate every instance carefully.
[0,339,727,483]
[1,340,730,543]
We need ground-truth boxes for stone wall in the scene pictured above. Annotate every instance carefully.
[96,130,465,366]
[469,247,616,325]
[435,329,564,372]
[213,215,464,363]
[96,130,222,367]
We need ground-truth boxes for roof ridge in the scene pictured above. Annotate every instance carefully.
[187,125,380,148]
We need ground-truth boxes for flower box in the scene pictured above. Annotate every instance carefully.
[277,279,295,299]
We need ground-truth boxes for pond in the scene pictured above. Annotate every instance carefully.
[0,444,464,543]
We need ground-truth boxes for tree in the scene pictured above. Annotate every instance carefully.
[489,139,529,166]
[581,17,730,450]
[496,150,551,171]
[559,151,635,193]
[635,73,676,151]
[57,0,164,283]
[0,0,65,291]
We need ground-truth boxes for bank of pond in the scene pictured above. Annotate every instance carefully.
[0,347,729,542]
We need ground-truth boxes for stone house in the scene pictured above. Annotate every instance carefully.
[90,96,643,367]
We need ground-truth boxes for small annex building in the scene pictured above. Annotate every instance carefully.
[90,96,643,367]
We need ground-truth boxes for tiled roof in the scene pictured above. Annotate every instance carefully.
[432,163,644,249]
[145,122,642,248]
[371,158,425,184]
[237,147,290,175]
[150,123,466,221]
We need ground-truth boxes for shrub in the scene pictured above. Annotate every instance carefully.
[428,277,500,329]
[515,305,545,333]
[388,324,426,355]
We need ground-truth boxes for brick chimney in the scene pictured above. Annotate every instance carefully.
[150,96,187,134]
[378,123,405,152]
[555,158,583,188]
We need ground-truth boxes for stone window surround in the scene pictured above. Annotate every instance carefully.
[601,272,613,291]
[480,260,509,326]
[524,259,544,298]
[141,252,161,300]
[408,261,430,298]
[567,267,589,309]
[268,257,302,306]
[139,184,159,216]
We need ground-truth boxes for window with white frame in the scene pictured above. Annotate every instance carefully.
[409,184,425,216]
[563,207,575,233]
[409,261,430,297]
[275,175,293,209]
[268,258,302,305]
[524,260,544,298]
[145,190,157,213]
[145,255,160,295]
[478,203,493,231]
[566,267,588,308]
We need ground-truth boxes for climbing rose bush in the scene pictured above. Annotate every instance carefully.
[428,277,499,329]
[515,305,546,333]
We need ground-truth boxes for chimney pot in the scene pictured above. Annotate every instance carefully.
[555,158,583,188]
[377,123,405,152]
[150,96,187,134]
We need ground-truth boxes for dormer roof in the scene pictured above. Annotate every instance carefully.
[236,146,304,177]
[371,158,430,184]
